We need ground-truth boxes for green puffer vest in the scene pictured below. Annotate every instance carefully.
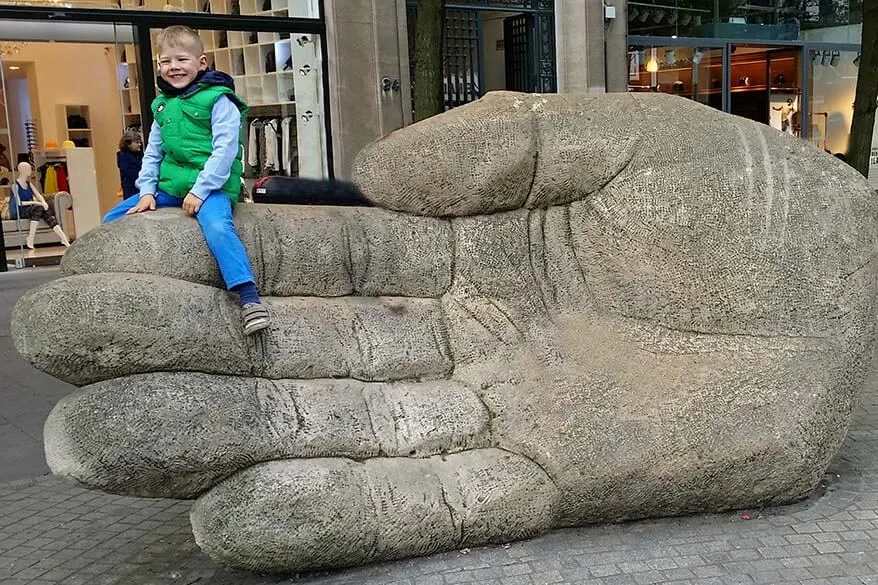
[152,84,247,204]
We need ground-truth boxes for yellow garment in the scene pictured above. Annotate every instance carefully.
[44,166,58,194]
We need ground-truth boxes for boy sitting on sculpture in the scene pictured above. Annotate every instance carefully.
[102,25,269,336]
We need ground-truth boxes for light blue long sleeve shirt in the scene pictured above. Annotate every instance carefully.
[135,95,241,201]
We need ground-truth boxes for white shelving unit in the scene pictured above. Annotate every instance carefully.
[59,105,92,148]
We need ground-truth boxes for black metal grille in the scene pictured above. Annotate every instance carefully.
[504,13,533,92]
[443,9,482,109]
[407,0,556,113]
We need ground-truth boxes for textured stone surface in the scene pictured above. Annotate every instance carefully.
[11,91,878,573]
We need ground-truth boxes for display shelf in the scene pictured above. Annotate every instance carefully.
[57,105,92,147]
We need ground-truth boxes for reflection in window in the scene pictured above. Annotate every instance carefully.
[0,0,321,18]
[628,45,723,111]
[809,49,861,157]
[627,0,862,41]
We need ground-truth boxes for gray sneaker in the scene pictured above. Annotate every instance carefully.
[242,302,270,336]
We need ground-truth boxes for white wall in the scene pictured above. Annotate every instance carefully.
[481,11,519,93]
[6,76,34,158]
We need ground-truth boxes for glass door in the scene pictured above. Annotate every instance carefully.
[0,43,30,267]
[0,20,136,265]
[729,44,802,135]
[0,49,13,269]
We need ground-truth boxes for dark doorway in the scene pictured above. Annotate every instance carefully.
[504,13,534,93]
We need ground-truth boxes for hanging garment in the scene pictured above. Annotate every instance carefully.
[248,119,263,173]
[44,165,58,195]
[55,165,69,193]
[37,163,48,190]
[264,119,280,173]
[281,117,293,176]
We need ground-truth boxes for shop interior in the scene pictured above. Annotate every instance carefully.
[629,44,803,135]
[807,47,861,156]
[0,25,129,266]
[627,41,877,166]
[1,11,326,269]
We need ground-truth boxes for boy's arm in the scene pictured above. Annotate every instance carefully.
[135,121,164,197]
[189,96,241,201]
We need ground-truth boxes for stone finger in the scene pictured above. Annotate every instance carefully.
[44,372,491,498]
[12,273,452,386]
[352,91,641,216]
[189,449,559,572]
[61,205,453,298]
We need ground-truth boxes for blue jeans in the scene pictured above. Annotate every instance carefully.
[103,192,256,290]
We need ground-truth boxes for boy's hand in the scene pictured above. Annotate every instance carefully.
[126,194,156,215]
[183,193,203,216]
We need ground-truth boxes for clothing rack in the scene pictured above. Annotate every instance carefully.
[245,113,298,179]
[34,150,68,163]
[34,152,71,198]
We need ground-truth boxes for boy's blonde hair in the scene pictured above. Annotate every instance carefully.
[155,25,204,56]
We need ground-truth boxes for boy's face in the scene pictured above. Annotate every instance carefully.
[158,44,208,89]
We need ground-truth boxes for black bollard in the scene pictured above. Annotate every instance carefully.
[0,218,7,272]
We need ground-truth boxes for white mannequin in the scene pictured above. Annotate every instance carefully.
[12,161,70,249]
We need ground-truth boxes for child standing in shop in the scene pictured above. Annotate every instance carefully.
[116,130,144,199]
[102,25,269,336]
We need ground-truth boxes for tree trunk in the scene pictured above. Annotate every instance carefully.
[413,0,444,122]
[848,0,877,178]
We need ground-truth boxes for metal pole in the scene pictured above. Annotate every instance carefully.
[0,219,7,272]
[0,50,10,272]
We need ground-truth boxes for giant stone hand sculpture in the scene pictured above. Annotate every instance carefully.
[12,92,878,573]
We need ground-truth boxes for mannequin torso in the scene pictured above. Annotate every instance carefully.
[13,163,43,210]
[15,179,33,204]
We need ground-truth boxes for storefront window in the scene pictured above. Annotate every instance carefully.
[729,45,802,134]
[808,49,860,157]
[628,45,723,111]
[628,0,862,42]
[0,0,320,18]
